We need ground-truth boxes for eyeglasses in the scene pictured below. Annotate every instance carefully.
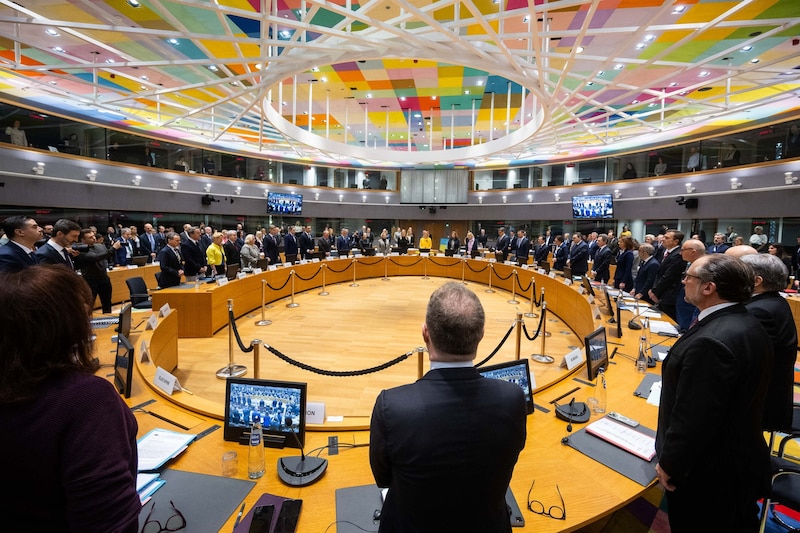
[527,480,566,520]
[141,500,186,533]
[682,273,704,281]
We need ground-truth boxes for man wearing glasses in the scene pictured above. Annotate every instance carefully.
[655,254,772,532]
[369,283,527,532]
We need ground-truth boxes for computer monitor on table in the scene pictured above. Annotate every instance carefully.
[130,255,148,267]
[477,359,535,415]
[114,333,134,398]
[584,326,609,381]
[224,377,307,448]
[225,264,240,280]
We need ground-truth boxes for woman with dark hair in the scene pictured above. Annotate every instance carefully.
[0,265,140,532]
[768,243,793,278]
[613,236,635,291]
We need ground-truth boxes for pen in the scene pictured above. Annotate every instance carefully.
[606,341,624,346]
[135,408,191,431]
[233,502,246,531]
[549,386,580,404]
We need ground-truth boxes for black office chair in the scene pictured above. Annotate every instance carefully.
[759,404,800,532]
[154,272,162,288]
[125,276,153,309]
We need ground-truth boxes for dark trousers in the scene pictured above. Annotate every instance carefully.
[665,479,761,533]
[85,276,113,313]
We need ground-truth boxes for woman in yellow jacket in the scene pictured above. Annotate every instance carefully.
[418,229,432,251]
[206,232,226,275]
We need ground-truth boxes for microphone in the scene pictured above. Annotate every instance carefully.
[561,398,575,445]
[277,416,328,487]
[626,303,657,330]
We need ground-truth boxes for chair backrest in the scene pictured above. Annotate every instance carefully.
[154,272,162,287]
[125,277,150,305]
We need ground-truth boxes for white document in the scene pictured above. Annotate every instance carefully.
[137,428,196,471]
[649,320,679,335]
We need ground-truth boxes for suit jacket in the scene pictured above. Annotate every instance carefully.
[651,248,685,307]
[370,367,527,533]
[553,243,568,271]
[223,241,241,267]
[632,258,658,300]
[495,234,510,261]
[587,239,598,261]
[139,233,164,260]
[157,246,183,288]
[593,246,612,283]
[199,233,213,251]
[317,237,331,255]
[513,237,530,261]
[445,237,460,256]
[0,241,38,272]
[612,249,634,289]
[745,292,798,432]
[264,234,280,264]
[336,235,350,255]
[36,242,73,269]
[283,233,298,261]
[73,244,112,279]
[707,243,730,254]
[568,240,589,275]
[297,232,315,259]
[656,305,771,498]
[180,239,206,276]
[114,238,135,266]
[534,243,550,264]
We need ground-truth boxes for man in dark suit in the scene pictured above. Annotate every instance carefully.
[591,234,612,283]
[317,229,332,256]
[114,227,136,267]
[567,232,589,276]
[476,228,488,249]
[264,225,281,264]
[494,227,509,262]
[656,254,771,532]
[157,232,184,288]
[741,253,798,433]
[369,283,527,532]
[180,227,208,280]
[223,230,241,268]
[0,215,41,273]
[283,226,298,264]
[336,228,350,258]
[138,223,164,263]
[533,235,549,264]
[552,235,568,271]
[297,226,315,260]
[707,232,730,254]
[512,229,530,266]
[35,218,81,270]
[74,229,119,313]
[648,230,685,321]
[199,226,214,251]
[587,231,599,261]
[632,243,658,302]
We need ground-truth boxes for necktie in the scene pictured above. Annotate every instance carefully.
[149,234,155,250]
[62,248,74,269]
[663,250,669,260]
[174,247,181,261]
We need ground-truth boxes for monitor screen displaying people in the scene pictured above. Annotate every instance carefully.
[267,192,303,215]
[224,378,307,448]
[572,194,614,219]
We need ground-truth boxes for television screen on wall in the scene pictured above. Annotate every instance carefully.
[267,192,303,215]
[572,194,613,219]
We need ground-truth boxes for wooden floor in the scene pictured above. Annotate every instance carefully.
[163,276,581,419]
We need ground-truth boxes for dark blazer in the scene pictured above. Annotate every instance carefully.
[297,232,315,259]
[283,233,298,261]
[180,239,206,277]
[317,237,331,255]
[745,292,798,432]
[553,242,568,271]
[264,234,280,264]
[568,240,589,276]
[36,242,73,269]
[707,243,730,254]
[114,238,135,266]
[587,239,598,261]
[199,233,213,251]
[0,241,38,272]
[632,257,658,301]
[656,305,771,522]
[494,234,510,262]
[651,248,685,309]
[336,235,350,256]
[157,246,183,288]
[593,245,612,283]
[613,249,634,290]
[223,241,241,268]
[513,236,530,263]
[370,367,527,533]
[73,244,112,278]
[445,237,460,256]
[139,233,164,260]
[534,242,550,264]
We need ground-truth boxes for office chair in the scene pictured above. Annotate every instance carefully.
[125,276,153,309]
[759,406,800,533]
[154,272,162,288]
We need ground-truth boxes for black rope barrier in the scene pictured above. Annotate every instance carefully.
[389,257,424,267]
[266,273,293,291]
[474,322,517,368]
[428,257,461,268]
[355,258,385,267]
[324,260,354,274]
[464,261,491,274]
[521,307,547,341]
[264,344,420,377]
[294,267,322,282]
[493,268,516,281]
[229,309,255,353]
[516,275,532,293]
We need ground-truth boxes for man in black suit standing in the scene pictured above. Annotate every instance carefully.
[157,232,184,288]
[632,243,658,302]
[533,235,549,265]
[494,227,509,262]
[35,218,81,270]
[223,230,241,268]
[0,215,41,273]
[648,229,685,321]
[591,235,612,283]
[199,226,214,251]
[264,225,281,264]
[476,228,488,249]
[74,229,119,313]
[283,226,298,264]
[336,228,350,258]
[317,229,332,257]
[297,225,315,260]
[139,223,164,263]
[180,227,207,281]
[656,254,771,532]
[567,232,589,276]
[369,283,527,532]
[741,253,798,434]
[512,229,530,266]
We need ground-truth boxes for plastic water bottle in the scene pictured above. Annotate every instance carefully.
[248,419,265,479]
[636,336,648,374]
[596,368,607,413]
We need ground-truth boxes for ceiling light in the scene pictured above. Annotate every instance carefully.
[635,43,646,50]
[132,175,142,186]
[554,194,560,201]
[32,162,45,175]
[170,180,179,190]
[672,6,686,14]
[730,178,742,189]
[203,184,212,193]
[669,82,678,87]
[362,195,367,203]
[52,46,64,53]
[385,197,390,204]
[263,190,270,198]
[685,183,695,193]
[698,71,710,77]
[648,186,657,197]
[477,80,484,86]
[614,190,621,199]
[644,35,655,42]
[614,64,624,70]
[86,170,98,181]
[586,81,593,86]
[234,186,241,195]
[127,0,141,6]
[576,46,584,53]
[741,45,753,52]
[784,172,797,185]
[167,38,179,45]
[631,99,639,104]
[523,16,529,23]
[339,194,344,202]
[750,58,760,64]
[45,29,60,37]
[502,196,507,204]
[597,71,604,76]
[478,197,483,204]
[208,65,218,71]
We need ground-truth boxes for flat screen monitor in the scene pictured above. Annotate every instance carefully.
[581,276,595,297]
[600,284,615,316]
[477,359,535,415]
[114,333,134,398]
[267,192,303,215]
[224,377,307,449]
[572,194,614,219]
[130,255,149,267]
[584,326,609,381]
[116,302,132,338]
[225,263,240,280]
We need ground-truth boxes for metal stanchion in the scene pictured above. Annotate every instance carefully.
[350,258,359,287]
[541,286,551,337]
[255,280,272,326]
[416,347,425,379]
[515,313,522,360]
[286,270,299,307]
[508,270,519,304]
[216,299,248,378]
[530,301,554,363]
[252,339,262,379]
[319,263,329,296]
[461,258,467,284]
[382,254,391,281]
[421,255,429,280]
[524,280,539,318]
[485,263,495,293]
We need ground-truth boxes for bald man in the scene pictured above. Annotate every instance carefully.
[725,245,758,258]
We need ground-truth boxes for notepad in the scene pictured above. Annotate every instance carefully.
[137,428,196,471]
[585,417,656,461]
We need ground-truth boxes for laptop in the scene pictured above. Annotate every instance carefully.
[130,255,149,267]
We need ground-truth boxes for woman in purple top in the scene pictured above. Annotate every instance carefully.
[0,265,141,532]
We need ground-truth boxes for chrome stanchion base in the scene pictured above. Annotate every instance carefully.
[286,302,300,308]
[523,312,539,318]
[485,288,495,293]
[216,364,248,379]
[319,290,329,296]
[543,331,552,337]
[382,277,391,281]
[530,354,555,364]
[507,298,519,304]
[350,282,359,287]
[255,319,272,326]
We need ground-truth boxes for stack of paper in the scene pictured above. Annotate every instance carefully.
[137,428,196,471]
[137,473,165,504]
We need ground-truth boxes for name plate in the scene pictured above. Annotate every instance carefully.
[159,303,171,317]
[253,267,263,274]
[154,366,184,396]
[561,348,583,371]
[236,272,247,280]
[537,268,546,274]
[268,265,278,271]
[420,252,429,257]
[488,258,497,263]
[521,264,529,270]
[306,402,325,425]
[299,259,308,265]
[283,262,293,268]
[390,252,399,256]
[549,271,557,279]
[216,277,229,286]
[139,340,150,363]
[127,264,138,269]
[145,314,159,330]
[504,260,516,266]
[311,258,320,263]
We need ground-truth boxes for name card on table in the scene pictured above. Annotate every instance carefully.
[268,265,278,271]
[159,303,171,317]
[538,268,546,274]
[145,314,159,331]
[216,277,229,286]
[549,271,557,279]
[561,348,583,371]
[521,264,529,270]
[311,258,320,263]
[300,259,308,265]
[488,258,497,263]
[577,286,585,295]
[236,272,247,280]
[253,268,263,275]
[504,260,516,266]
[306,402,325,425]
[140,340,150,363]
[154,366,185,396]
[127,264,138,269]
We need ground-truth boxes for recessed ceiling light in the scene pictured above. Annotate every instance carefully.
[631,99,639,104]
[140,75,148,80]
[167,38,179,45]
[672,6,686,14]
[644,34,655,42]
[635,43,646,50]
[750,58,760,64]
[669,82,678,87]
[586,81,593,86]
[105,58,114,63]
[208,65,218,71]
[576,46,584,53]
[127,0,141,6]
[464,90,470,95]
[698,71,710,77]
[45,29,60,37]
[52,46,64,52]
[614,64,624,70]
[741,45,753,52]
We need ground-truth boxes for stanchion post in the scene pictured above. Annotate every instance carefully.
[417,347,424,379]
[508,270,519,304]
[255,280,272,326]
[461,258,467,284]
[350,258,359,287]
[216,299,248,378]
[485,263,495,293]
[530,301,554,364]
[319,263,329,296]
[382,254,390,281]
[524,280,539,318]
[252,339,262,379]
[422,255,429,280]
[286,270,299,308]
[515,312,522,361]
[541,287,551,337]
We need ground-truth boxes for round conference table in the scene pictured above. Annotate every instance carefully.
[115,255,671,533]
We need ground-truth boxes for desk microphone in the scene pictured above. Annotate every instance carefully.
[626,304,657,330]
[277,416,328,487]
[561,398,575,445]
